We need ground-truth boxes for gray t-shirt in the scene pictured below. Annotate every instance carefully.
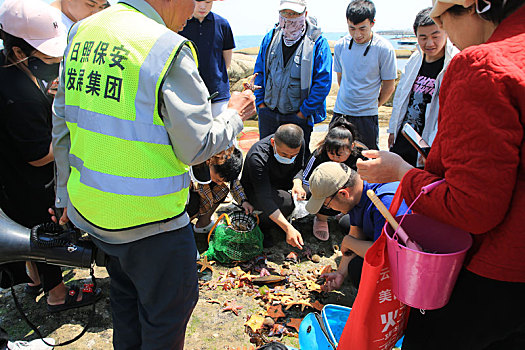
[334,34,397,116]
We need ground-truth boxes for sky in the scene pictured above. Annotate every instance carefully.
[1,0,433,35]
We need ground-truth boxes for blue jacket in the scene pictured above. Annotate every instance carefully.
[254,20,332,124]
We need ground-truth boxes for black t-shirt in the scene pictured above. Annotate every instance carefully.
[391,55,445,166]
[0,53,55,227]
[240,135,305,214]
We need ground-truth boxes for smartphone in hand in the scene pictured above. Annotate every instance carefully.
[401,124,431,159]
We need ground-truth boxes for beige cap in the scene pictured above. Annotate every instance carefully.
[0,0,66,57]
[305,162,352,214]
[430,0,476,24]
[279,0,307,13]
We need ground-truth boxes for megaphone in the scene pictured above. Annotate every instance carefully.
[0,208,106,268]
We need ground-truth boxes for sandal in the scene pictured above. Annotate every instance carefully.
[24,283,43,296]
[47,285,102,313]
[313,217,330,241]
[193,220,216,234]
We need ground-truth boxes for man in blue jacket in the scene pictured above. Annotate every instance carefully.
[254,0,332,158]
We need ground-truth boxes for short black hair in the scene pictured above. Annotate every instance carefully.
[447,0,524,24]
[213,148,243,182]
[0,29,35,58]
[274,124,304,149]
[413,7,436,35]
[346,0,376,24]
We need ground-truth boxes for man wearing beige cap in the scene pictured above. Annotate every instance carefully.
[306,162,407,291]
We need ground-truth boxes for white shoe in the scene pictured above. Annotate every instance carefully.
[193,220,216,234]
[7,338,55,349]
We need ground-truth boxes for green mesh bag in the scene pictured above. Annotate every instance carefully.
[203,211,263,264]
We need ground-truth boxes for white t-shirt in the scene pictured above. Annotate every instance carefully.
[51,7,75,36]
[334,33,397,116]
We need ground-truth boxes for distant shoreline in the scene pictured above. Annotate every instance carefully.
[234,46,413,59]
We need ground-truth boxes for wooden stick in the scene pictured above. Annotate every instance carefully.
[367,190,422,251]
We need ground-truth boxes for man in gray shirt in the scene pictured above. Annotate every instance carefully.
[52,0,255,348]
[332,0,397,150]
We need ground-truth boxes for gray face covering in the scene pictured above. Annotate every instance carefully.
[278,13,307,46]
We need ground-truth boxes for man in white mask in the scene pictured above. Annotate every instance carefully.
[254,0,332,159]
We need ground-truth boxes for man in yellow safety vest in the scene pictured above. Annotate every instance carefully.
[52,0,255,348]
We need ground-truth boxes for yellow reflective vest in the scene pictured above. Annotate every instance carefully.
[63,4,197,230]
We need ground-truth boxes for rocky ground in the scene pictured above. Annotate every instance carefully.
[0,115,391,350]
[0,53,394,349]
[0,215,356,350]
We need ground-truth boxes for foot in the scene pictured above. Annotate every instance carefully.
[313,217,330,241]
[47,285,102,313]
[193,219,215,234]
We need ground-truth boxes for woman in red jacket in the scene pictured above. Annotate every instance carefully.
[357,0,525,348]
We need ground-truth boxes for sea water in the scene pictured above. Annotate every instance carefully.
[235,32,412,73]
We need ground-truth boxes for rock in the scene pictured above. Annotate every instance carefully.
[311,254,321,263]
[263,317,275,328]
[228,53,256,91]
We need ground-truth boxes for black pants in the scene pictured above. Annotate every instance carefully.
[257,189,295,232]
[92,225,199,350]
[403,269,525,350]
[258,107,314,159]
[330,113,379,150]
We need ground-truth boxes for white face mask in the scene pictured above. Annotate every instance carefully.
[278,13,307,47]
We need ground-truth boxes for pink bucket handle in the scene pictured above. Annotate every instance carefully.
[393,179,445,245]
[421,179,446,194]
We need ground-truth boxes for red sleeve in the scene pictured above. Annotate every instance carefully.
[401,51,522,234]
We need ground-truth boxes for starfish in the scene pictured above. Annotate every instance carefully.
[305,280,323,293]
[319,265,333,275]
[310,300,324,311]
[286,318,303,332]
[222,300,243,316]
[266,304,286,319]
[284,299,312,311]
[197,255,215,273]
[206,299,221,305]
[244,314,265,333]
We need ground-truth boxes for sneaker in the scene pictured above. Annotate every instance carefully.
[7,338,55,349]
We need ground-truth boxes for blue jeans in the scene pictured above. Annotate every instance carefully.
[92,225,198,350]
[258,107,313,158]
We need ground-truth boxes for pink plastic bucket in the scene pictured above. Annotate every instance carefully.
[384,214,472,310]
